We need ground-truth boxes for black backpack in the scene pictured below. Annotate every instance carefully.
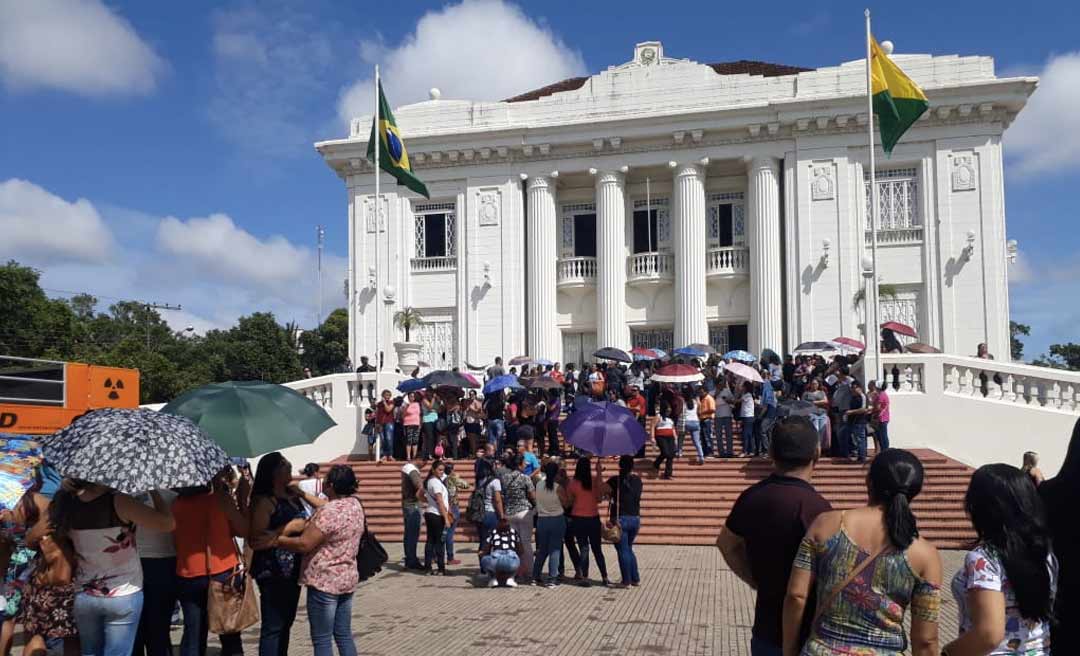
[466,477,490,523]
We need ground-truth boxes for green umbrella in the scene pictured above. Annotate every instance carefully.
[161,381,336,457]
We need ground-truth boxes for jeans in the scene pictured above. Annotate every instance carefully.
[750,636,783,656]
[380,424,394,459]
[877,421,890,451]
[176,572,244,656]
[570,515,608,580]
[421,422,436,459]
[256,579,301,656]
[306,588,356,656]
[402,505,422,567]
[851,422,868,462]
[510,510,534,577]
[653,436,675,478]
[487,419,505,452]
[562,516,582,576]
[700,418,714,456]
[614,516,641,584]
[715,417,734,456]
[481,550,520,579]
[423,513,446,573]
[760,406,777,453]
[477,510,498,564]
[133,557,176,656]
[808,413,828,446]
[444,505,460,560]
[73,590,143,656]
[546,420,560,455]
[532,515,566,583]
[740,417,757,454]
[685,420,703,461]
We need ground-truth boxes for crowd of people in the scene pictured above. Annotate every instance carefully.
[363,351,892,469]
[0,455,368,656]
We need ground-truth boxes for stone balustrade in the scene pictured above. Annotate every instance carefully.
[556,256,597,288]
[410,256,456,272]
[705,246,750,277]
[865,227,924,245]
[626,251,673,284]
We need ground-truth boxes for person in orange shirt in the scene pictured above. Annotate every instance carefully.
[697,387,717,458]
[626,386,648,458]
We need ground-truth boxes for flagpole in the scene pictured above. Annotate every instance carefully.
[373,64,381,460]
[864,8,881,385]
[646,177,652,252]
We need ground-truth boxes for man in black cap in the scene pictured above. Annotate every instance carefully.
[716,416,831,656]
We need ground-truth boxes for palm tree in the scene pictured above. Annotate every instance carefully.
[393,307,424,342]
[852,283,899,312]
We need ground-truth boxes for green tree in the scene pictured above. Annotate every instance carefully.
[221,313,303,383]
[300,308,348,375]
[393,306,424,342]
[1010,321,1030,361]
[851,283,899,311]
[1034,343,1080,371]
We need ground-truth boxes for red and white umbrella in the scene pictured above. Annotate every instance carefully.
[832,336,865,350]
[880,321,917,338]
[650,364,704,384]
[724,361,763,384]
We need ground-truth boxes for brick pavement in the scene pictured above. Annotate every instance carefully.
[196,544,963,656]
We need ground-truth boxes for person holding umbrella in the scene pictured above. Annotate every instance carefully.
[48,481,174,656]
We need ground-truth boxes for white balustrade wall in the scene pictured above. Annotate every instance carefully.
[858,354,1080,476]
[705,246,749,275]
[626,252,673,279]
[556,256,597,285]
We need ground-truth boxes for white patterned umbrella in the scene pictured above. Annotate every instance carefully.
[40,408,230,495]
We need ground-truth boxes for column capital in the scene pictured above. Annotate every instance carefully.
[594,170,625,186]
[673,162,705,179]
[526,174,554,191]
[744,155,781,173]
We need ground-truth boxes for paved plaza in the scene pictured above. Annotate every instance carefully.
[194,543,964,656]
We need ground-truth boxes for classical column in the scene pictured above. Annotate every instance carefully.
[525,175,559,359]
[673,162,708,346]
[595,170,628,349]
[747,156,783,354]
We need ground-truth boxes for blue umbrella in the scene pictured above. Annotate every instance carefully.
[722,349,757,363]
[673,346,708,358]
[482,374,522,396]
[532,358,555,367]
[397,378,425,394]
[560,402,647,456]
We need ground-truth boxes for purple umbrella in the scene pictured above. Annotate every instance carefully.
[560,402,647,456]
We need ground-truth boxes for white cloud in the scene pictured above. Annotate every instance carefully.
[0,178,113,264]
[157,213,312,289]
[337,0,587,125]
[1006,52,1080,176]
[0,0,164,97]
[207,4,339,158]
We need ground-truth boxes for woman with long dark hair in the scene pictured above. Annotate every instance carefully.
[473,458,504,567]
[782,449,942,655]
[1040,417,1080,653]
[942,464,1056,655]
[248,453,325,656]
[607,455,643,587]
[421,460,452,575]
[565,456,610,587]
[274,465,365,656]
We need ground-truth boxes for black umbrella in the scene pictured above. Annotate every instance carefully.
[421,370,480,389]
[778,399,827,417]
[525,376,563,391]
[40,408,230,495]
[593,347,632,363]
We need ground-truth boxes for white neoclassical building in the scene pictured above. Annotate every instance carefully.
[316,41,1035,373]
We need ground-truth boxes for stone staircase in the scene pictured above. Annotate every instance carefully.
[327,447,976,549]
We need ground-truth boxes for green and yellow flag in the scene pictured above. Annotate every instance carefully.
[367,80,429,198]
[870,36,929,155]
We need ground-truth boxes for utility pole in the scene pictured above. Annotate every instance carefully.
[143,302,182,349]
[316,225,325,327]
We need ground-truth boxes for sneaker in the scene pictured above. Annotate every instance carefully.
[447,559,462,566]
[544,581,558,588]
[488,578,499,588]
[506,578,518,588]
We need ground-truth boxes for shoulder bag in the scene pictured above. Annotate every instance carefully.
[603,476,623,543]
[353,496,388,582]
[207,509,260,635]
[803,541,890,646]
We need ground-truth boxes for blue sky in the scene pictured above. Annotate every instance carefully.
[1,0,1078,359]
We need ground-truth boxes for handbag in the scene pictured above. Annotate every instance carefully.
[206,511,260,635]
[603,475,623,543]
[36,533,74,587]
[353,497,388,582]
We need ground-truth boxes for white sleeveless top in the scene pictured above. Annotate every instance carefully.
[70,493,143,597]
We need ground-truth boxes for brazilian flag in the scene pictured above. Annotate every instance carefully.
[870,36,929,155]
[366,80,430,198]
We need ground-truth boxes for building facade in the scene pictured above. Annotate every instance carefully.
[316,41,1035,372]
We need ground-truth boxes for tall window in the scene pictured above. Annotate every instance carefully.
[708,192,745,248]
[631,328,673,352]
[413,202,456,259]
[632,208,659,253]
[561,203,596,258]
[865,168,919,230]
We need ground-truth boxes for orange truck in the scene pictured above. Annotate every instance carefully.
[0,356,140,435]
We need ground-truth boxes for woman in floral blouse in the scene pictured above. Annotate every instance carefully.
[274,465,365,656]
